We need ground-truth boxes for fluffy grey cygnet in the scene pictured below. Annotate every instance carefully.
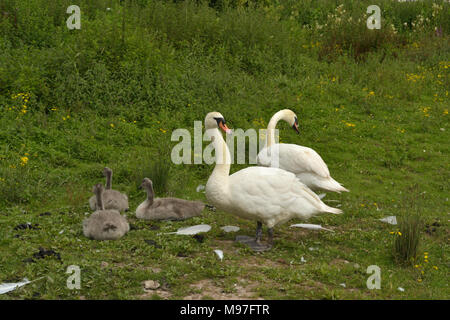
[83,184,129,240]
[136,178,204,220]
[89,167,129,212]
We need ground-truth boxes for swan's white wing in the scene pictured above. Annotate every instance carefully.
[258,144,330,178]
[228,167,328,222]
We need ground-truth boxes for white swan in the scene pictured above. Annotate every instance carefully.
[204,112,342,251]
[256,109,349,193]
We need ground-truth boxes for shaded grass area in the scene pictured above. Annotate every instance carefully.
[0,0,449,299]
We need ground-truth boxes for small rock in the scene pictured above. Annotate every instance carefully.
[100,261,109,268]
[398,287,405,292]
[143,280,160,290]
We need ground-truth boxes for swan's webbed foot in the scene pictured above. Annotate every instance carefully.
[235,222,273,252]
[235,235,272,252]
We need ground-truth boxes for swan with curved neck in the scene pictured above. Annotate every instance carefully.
[257,109,349,193]
[205,112,342,251]
[264,109,299,148]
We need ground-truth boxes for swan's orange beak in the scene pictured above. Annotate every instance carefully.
[292,117,299,134]
[219,122,232,134]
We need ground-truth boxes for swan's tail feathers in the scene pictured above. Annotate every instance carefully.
[337,184,350,193]
[320,177,349,193]
[324,205,343,215]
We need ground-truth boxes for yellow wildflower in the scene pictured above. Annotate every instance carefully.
[20,156,28,166]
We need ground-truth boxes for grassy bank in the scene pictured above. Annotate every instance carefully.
[0,0,448,299]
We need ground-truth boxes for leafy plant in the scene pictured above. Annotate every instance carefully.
[392,213,422,266]
[133,152,171,195]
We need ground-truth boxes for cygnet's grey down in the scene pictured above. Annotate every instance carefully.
[136,178,204,220]
[83,184,129,240]
[89,167,129,212]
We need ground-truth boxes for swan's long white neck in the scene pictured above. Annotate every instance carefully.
[205,128,232,208]
[265,110,287,148]
[209,128,231,179]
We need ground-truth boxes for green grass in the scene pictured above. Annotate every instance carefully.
[0,0,449,300]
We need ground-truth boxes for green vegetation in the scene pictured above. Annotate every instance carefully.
[393,213,422,266]
[0,0,448,299]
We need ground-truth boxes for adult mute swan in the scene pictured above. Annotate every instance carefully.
[256,109,349,193]
[204,112,342,251]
